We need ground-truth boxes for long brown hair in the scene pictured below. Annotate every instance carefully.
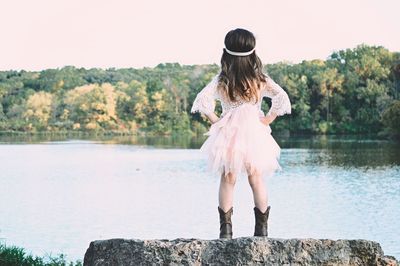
[218,28,267,103]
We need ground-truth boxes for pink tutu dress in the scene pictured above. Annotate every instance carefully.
[191,73,291,179]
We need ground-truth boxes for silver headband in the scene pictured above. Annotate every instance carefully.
[224,47,255,56]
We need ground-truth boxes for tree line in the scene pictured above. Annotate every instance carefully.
[0,44,399,138]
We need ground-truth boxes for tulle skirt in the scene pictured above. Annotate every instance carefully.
[200,103,282,179]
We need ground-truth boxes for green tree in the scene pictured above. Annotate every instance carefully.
[23,91,53,130]
[64,83,118,131]
[381,100,400,138]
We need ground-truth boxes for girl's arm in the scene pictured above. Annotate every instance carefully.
[206,112,220,124]
[260,112,278,126]
[190,74,220,122]
[260,76,291,125]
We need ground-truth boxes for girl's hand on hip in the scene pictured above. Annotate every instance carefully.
[206,112,220,124]
[260,113,277,126]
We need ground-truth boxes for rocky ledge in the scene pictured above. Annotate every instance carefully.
[84,237,398,266]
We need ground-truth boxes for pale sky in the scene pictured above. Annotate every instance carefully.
[1,0,399,71]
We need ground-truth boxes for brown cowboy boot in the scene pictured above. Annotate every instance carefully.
[253,205,271,236]
[218,206,233,239]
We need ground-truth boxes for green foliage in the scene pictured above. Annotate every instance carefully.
[23,91,53,130]
[0,243,82,266]
[382,100,400,137]
[63,83,118,131]
[0,44,398,137]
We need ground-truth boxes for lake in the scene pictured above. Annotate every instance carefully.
[0,134,399,262]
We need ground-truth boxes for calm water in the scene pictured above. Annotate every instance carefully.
[0,134,399,262]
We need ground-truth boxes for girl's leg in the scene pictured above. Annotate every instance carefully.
[218,171,236,212]
[248,171,268,213]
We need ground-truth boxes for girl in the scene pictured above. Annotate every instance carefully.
[190,28,291,239]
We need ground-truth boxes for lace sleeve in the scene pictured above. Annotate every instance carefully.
[190,74,219,116]
[261,77,292,116]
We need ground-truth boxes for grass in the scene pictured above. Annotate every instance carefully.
[0,243,82,266]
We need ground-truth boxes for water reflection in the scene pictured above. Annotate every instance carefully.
[1,133,399,167]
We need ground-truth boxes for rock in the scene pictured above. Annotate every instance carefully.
[83,237,399,266]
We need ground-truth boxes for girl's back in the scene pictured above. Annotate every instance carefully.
[190,27,292,240]
[191,73,291,119]
[190,27,292,178]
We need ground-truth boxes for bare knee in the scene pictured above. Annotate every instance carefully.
[248,173,263,188]
[221,172,236,185]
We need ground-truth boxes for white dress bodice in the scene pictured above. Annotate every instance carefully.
[191,73,292,118]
